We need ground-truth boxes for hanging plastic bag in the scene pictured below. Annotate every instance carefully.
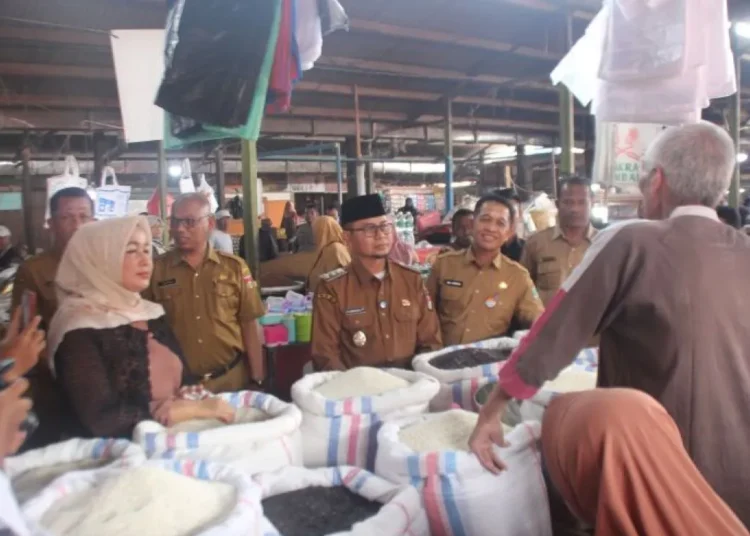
[178,158,196,194]
[44,156,89,227]
[318,0,349,36]
[95,166,131,220]
[197,173,219,213]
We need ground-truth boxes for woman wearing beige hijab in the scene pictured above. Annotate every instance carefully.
[307,215,351,292]
[48,216,234,438]
[542,388,749,536]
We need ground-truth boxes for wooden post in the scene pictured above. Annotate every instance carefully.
[156,140,168,242]
[241,140,260,277]
[215,147,226,209]
[20,146,35,254]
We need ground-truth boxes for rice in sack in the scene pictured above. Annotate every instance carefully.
[24,459,263,536]
[257,466,429,536]
[375,413,551,536]
[292,368,439,469]
[133,391,303,475]
[5,438,146,505]
[412,337,518,411]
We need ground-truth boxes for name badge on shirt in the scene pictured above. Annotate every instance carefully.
[541,256,557,263]
[157,278,177,288]
[444,279,463,288]
[345,307,366,316]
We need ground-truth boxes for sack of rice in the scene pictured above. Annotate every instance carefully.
[512,330,529,341]
[5,438,146,505]
[375,412,552,536]
[292,367,440,469]
[23,459,264,536]
[133,391,303,475]
[256,466,429,536]
[412,337,518,411]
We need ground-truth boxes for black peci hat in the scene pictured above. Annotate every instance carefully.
[340,194,387,226]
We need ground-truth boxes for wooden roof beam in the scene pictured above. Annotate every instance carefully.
[0,62,113,79]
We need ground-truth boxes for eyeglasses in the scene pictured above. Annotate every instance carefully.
[349,222,394,238]
[169,216,208,229]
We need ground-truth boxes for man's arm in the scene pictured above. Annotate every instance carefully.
[10,262,34,316]
[519,241,537,283]
[425,258,441,308]
[415,278,442,353]
[513,271,545,328]
[499,222,643,399]
[311,280,345,371]
[236,263,266,383]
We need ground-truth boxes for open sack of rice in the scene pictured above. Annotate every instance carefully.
[412,337,518,411]
[132,391,303,475]
[256,466,429,536]
[292,367,439,469]
[23,459,264,536]
[375,410,552,536]
[5,438,146,506]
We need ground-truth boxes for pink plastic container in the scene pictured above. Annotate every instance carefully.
[263,324,289,347]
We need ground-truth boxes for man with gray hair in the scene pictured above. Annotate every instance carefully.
[470,121,750,526]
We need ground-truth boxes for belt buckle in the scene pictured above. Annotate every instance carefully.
[202,371,213,382]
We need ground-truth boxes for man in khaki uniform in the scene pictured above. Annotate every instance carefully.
[145,194,265,393]
[312,194,442,371]
[11,187,94,448]
[521,176,597,305]
[428,194,544,346]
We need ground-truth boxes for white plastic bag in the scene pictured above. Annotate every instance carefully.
[178,158,196,194]
[375,417,551,536]
[95,166,131,220]
[197,173,219,213]
[133,391,303,475]
[4,438,146,505]
[256,466,429,536]
[23,459,264,536]
[292,369,439,470]
[44,155,88,226]
[412,337,519,411]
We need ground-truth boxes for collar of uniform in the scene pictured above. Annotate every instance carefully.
[464,247,502,269]
[170,245,221,267]
[351,258,389,285]
[552,224,596,242]
[669,205,720,222]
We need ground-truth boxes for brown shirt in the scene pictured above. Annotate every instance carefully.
[11,250,62,330]
[499,206,750,527]
[427,248,544,346]
[307,242,351,293]
[144,247,265,392]
[311,260,442,371]
[521,225,597,305]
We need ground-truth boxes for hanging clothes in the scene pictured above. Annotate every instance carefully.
[267,0,301,114]
[318,0,348,36]
[296,0,323,71]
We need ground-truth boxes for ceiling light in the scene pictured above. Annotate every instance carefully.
[737,153,748,164]
[590,183,602,193]
[168,164,183,178]
[734,22,750,39]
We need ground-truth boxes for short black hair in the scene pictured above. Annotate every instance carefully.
[558,175,593,198]
[492,188,521,203]
[451,208,473,229]
[474,194,516,225]
[50,187,93,216]
[717,206,742,229]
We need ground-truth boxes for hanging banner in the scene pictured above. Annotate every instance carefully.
[594,122,666,193]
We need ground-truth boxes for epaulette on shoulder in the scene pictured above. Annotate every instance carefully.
[320,267,348,282]
[393,261,422,273]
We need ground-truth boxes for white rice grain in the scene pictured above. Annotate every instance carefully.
[12,458,109,504]
[399,410,513,453]
[169,407,269,433]
[41,466,236,536]
[314,367,409,400]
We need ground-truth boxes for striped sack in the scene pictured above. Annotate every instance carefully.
[412,337,519,411]
[5,438,146,505]
[256,465,429,536]
[291,369,440,470]
[132,390,303,475]
[22,459,265,536]
[375,416,552,536]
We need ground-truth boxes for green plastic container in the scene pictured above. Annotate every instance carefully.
[295,313,312,343]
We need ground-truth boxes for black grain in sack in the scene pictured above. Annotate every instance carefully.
[262,486,382,536]
[430,347,513,370]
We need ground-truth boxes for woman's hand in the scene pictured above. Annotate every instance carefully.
[0,379,33,463]
[1,311,45,382]
[198,398,235,424]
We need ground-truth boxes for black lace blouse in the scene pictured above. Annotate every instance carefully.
[54,316,196,439]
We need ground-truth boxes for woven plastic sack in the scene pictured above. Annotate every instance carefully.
[44,155,88,227]
[95,166,131,220]
[4,438,146,505]
[133,391,302,476]
[23,459,263,536]
[256,466,429,536]
[412,337,519,411]
[376,417,551,536]
[292,368,439,470]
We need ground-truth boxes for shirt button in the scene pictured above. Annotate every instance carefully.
[195,295,200,299]
[466,328,471,332]
[196,316,201,320]
[474,290,479,294]
[385,335,390,339]
[194,273,198,278]
[198,338,203,344]
[471,310,475,314]
[478,271,483,276]
[381,313,385,317]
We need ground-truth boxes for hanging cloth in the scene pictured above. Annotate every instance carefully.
[267,0,300,114]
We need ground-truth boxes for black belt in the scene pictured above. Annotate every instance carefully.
[201,353,244,382]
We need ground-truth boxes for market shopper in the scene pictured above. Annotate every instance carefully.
[210,209,235,254]
[145,194,267,393]
[295,205,318,252]
[470,121,750,527]
[449,208,473,251]
[0,226,23,272]
[427,194,544,346]
[520,176,596,305]
[311,194,442,370]
[307,215,351,292]
[49,217,235,438]
[494,188,526,262]
[11,186,94,449]
[542,389,749,536]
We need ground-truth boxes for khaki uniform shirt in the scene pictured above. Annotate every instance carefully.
[311,260,442,371]
[520,225,597,305]
[145,247,265,393]
[427,248,544,346]
[307,242,351,293]
[11,251,62,330]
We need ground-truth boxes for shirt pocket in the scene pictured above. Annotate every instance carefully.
[341,310,375,348]
[157,287,183,318]
[213,280,240,321]
[536,260,562,291]
[439,284,466,315]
